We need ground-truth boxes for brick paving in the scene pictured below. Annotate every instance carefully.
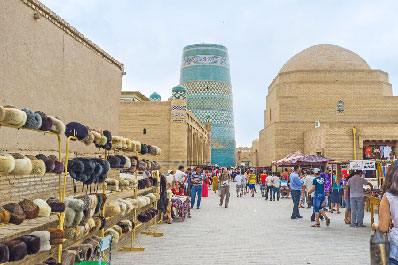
[113,184,372,265]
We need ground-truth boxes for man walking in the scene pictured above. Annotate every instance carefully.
[265,173,274,201]
[308,172,330,227]
[248,170,257,197]
[191,167,205,209]
[345,171,373,227]
[273,172,281,201]
[290,165,304,219]
[219,167,230,208]
[260,171,267,197]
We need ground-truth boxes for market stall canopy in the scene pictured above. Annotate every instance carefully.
[272,151,334,166]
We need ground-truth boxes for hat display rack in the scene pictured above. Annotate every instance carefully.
[103,138,163,253]
[0,109,64,265]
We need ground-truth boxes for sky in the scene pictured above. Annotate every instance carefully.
[41,0,398,147]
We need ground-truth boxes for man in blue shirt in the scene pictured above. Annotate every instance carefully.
[290,165,304,219]
[308,172,330,227]
[191,167,205,209]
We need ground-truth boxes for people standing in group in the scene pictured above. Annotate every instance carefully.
[273,172,281,201]
[191,167,205,209]
[304,171,315,208]
[290,165,304,219]
[265,173,274,201]
[330,174,342,213]
[372,160,398,264]
[219,167,230,208]
[260,171,267,197]
[344,170,373,227]
[235,170,243,197]
[248,170,257,197]
[308,172,330,227]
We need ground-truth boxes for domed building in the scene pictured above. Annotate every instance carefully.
[258,44,398,165]
[172,85,187,100]
[149,92,161,101]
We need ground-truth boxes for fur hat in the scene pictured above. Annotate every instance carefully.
[115,155,126,166]
[124,156,131,169]
[61,250,76,265]
[99,193,107,210]
[35,111,52,131]
[33,199,51,217]
[63,228,79,241]
[3,240,27,262]
[107,155,121,168]
[99,135,107,146]
[98,215,106,230]
[137,160,147,171]
[86,217,96,231]
[26,155,46,176]
[21,108,42,130]
[46,197,65,213]
[92,131,102,145]
[18,199,39,219]
[0,106,27,127]
[49,157,64,174]
[0,243,9,263]
[126,139,132,151]
[116,221,131,233]
[3,203,26,225]
[30,231,51,252]
[48,116,65,135]
[68,158,84,181]
[47,228,64,240]
[82,130,94,145]
[83,238,99,259]
[65,122,88,140]
[0,206,11,224]
[0,153,15,173]
[43,257,60,265]
[17,235,40,254]
[10,153,32,175]
[104,201,121,218]
[104,228,119,243]
[111,136,123,150]
[137,212,150,223]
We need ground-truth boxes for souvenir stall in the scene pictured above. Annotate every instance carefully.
[0,104,166,265]
[363,141,395,160]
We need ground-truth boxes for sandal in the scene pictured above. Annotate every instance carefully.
[326,218,330,227]
[311,224,321,227]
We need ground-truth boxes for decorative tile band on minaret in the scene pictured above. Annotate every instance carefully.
[179,44,236,167]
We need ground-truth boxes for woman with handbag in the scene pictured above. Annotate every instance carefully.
[373,161,398,264]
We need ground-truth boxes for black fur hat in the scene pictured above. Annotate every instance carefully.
[65,122,88,140]
[3,240,27,262]
[107,155,121,168]
[36,111,52,131]
[3,203,26,225]
[0,243,9,263]
[16,235,40,254]
[46,197,65,213]
[115,155,126,166]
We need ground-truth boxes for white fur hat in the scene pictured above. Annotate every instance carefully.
[48,116,65,135]
[0,106,27,127]
[0,153,15,173]
[33,199,51,217]
[10,153,32,175]
[30,231,51,252]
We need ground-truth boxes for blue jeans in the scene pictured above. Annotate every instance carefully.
[266,185,274,200]
[350,197,364,226]
[291,190,301,218]
[391,258,398,265]
[273,187,280,200]
[191,185,203,208]
[313,194,326,214]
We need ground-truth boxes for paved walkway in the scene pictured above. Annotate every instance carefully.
[113,184,372,265]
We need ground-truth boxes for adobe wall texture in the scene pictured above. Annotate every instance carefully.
[0,0,123,155]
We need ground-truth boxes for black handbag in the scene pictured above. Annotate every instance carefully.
[370,229,390,265]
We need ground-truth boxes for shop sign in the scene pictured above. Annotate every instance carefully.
[349,160,376,170]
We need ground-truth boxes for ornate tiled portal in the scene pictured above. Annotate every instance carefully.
[179,44,236,167]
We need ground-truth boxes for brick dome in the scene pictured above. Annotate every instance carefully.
[279,44,370,73]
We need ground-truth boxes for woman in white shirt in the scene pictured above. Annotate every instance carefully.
[373,161,398,264]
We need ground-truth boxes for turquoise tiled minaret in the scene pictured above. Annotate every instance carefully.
[179,44,236,167]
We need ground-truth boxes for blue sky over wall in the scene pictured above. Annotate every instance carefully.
[41,0,398,147]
